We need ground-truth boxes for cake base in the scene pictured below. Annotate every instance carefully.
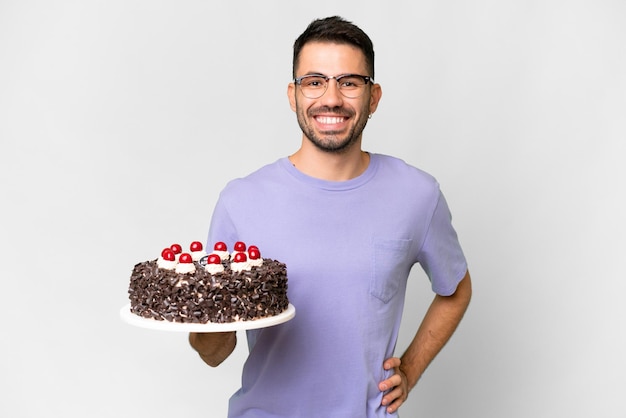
[120,303,295,332]
[128,258,289,324]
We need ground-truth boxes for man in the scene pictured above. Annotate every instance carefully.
[189,16,472,417]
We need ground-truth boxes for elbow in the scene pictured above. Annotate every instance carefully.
[457,270,472,308]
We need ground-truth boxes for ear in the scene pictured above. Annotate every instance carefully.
[287,82,297,112]
[368,83,382,115]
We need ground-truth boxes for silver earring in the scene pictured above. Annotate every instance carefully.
[368,114,373,119]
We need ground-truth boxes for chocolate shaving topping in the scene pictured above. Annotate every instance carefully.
[128,258,289,324]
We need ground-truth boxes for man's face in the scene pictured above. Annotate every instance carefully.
[288,42,381,153]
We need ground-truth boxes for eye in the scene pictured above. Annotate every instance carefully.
[338,76,363,89]
[302,76,326,88]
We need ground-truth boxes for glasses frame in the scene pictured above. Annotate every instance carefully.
[293,73,373,99]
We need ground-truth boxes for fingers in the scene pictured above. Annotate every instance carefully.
[381,385,405,413]
[378,372,401,392]
[379,356,402,391]
[383,357,401,370]
[379,357,408,413]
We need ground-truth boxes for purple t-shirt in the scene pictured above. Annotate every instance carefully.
[207,154,467,418]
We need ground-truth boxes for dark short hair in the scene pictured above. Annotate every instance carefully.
[292,16,375,79]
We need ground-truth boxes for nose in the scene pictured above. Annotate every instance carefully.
[319,79,344,107]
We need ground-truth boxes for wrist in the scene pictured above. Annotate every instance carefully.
[398,361,421,391]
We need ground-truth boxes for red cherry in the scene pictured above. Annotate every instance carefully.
[234,241,246,252]
[207,254,221,264]
[248,245,259,253]
[190,241,203,252]
[179,253,193,263]
[214,241,227,252]
[170,244,182,254]
[248,248,261,260]
[161,248,175,261]
[233,252,247,263]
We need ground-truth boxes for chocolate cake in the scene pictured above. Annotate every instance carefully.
[128,241,289,323]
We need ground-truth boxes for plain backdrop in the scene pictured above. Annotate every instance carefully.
[1,1,624,417]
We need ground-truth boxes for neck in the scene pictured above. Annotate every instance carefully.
[288,139,370,181]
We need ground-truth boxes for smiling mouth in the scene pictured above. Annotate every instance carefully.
[315,116,347,124]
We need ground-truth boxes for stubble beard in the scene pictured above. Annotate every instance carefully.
[296,104,370,154]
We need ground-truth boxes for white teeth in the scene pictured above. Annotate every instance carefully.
[316,116,344,124]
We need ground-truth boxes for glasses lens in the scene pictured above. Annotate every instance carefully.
[299,75,327,99]
[336,75,368,98]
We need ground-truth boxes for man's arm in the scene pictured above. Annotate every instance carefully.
[188,331,237,367]
[380,270,472,413]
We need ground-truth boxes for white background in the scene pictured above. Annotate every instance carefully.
[1,1,624,417]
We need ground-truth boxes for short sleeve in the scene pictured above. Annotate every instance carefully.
[417,191,468,296]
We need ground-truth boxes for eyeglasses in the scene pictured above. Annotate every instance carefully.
[294,73,373,99]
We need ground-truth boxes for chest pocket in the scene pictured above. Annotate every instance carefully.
[369,238,412,303]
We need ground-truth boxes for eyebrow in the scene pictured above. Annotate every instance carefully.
[298,72,361,78]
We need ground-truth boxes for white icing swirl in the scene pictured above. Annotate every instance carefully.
[204,262,224,274]
[190,250,206,261]
[157,257,177,270]
[175,262,196,274]
[231,260,251,272]
[248,257,263,267]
